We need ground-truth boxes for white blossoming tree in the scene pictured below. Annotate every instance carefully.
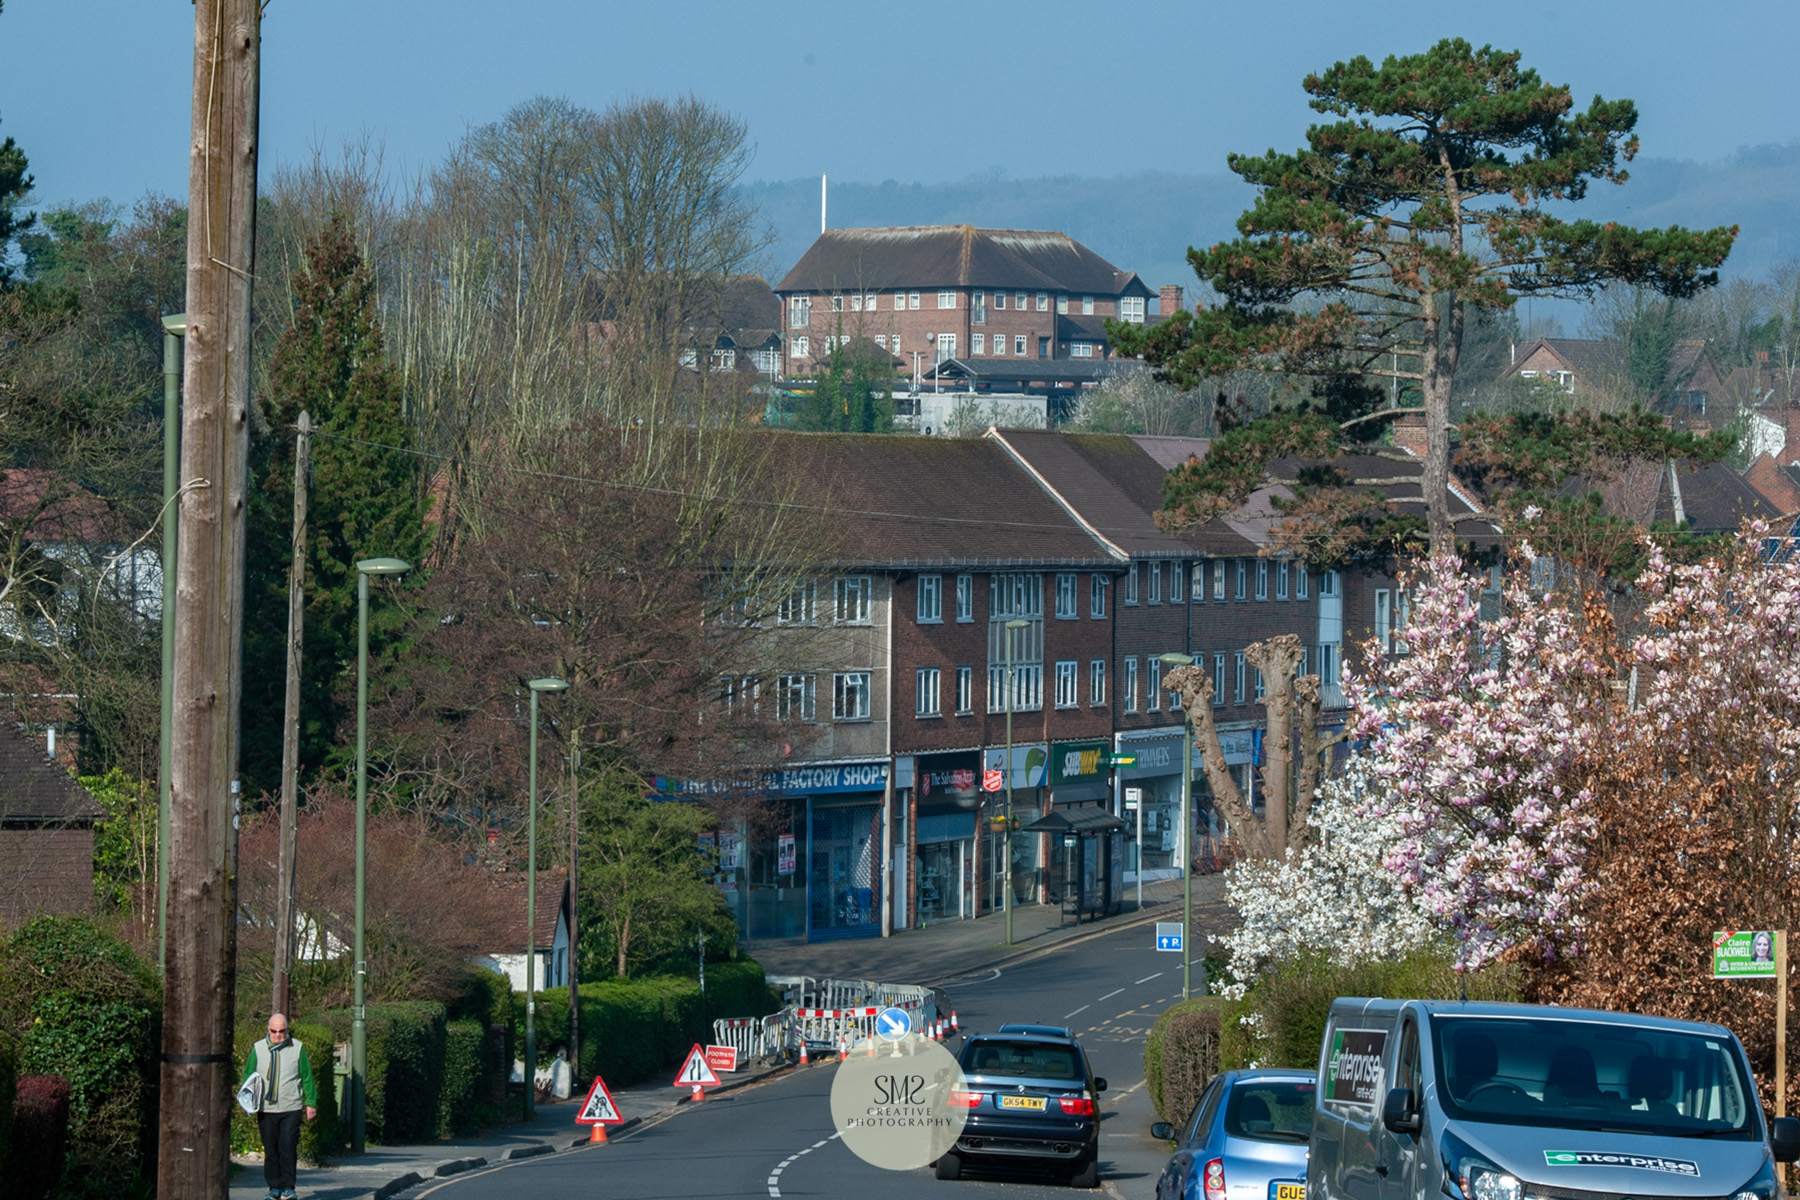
[1216,756,1440,989]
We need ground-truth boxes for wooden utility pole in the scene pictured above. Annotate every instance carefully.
[273,412,310,1017]
[160,2,259,1197]
[567,728,581,1083]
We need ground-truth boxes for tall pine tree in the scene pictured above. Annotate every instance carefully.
[1114,39,1736,552]
[242,214,425,794]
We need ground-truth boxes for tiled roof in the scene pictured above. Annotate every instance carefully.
[777,227,1150,296]
[0,469,115,543]
[995,430,1255,558]
[491,871,567,950]
[1585,460,1779,533]
[926,358,1142,385]
[0,723,102,824]
[752,432,1119,569]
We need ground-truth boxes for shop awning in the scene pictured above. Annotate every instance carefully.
[1019,805,1127,835]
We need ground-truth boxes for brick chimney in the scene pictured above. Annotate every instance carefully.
[1160,284,1184,317]
[1392,411,1428,457]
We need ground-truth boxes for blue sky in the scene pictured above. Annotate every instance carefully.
[4,0,1796,211]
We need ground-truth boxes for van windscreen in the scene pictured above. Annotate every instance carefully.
[1431,1017,1756,1138]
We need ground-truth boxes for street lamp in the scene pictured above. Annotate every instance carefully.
[1160,652,1196,1000]
[1003,618,1030,946]
[524,676,568,1120]
[157,313,185,973]
[351,556,410,1153]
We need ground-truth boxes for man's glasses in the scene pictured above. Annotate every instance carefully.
[268,1027,288,1034]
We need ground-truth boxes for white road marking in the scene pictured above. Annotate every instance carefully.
[769,1130,843,1197]
[1135,972,1162,984]
[1065,1004,1090,1018]
[1098,988,1124,1001]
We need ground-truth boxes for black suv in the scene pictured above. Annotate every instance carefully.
[937,1024,1107,1188]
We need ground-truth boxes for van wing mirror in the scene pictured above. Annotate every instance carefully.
[1382,1087,1421,1135]
[1771,1116,1800,1162]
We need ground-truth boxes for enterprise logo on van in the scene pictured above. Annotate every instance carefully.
[1544,1151,1700,1177]
[1324,1029,1388,1107]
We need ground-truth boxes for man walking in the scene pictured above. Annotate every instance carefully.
[242,1013,318,1200]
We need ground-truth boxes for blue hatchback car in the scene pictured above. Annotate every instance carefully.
[1152,1069,1314,1200]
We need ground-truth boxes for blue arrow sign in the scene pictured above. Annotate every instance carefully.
[1155,921,1184,953]
[876,1006,912,1041]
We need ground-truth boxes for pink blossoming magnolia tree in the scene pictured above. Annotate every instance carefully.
[1347,550,1612,971]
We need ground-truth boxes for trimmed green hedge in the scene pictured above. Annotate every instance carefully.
[230,1020,342,1164]
[307,1003,447,1144]
[529,960,780,1086]
[1145,999,1223,1126]
[438,1018,501,1136]
[1241,949,1521,1071]
[0,917,159,1197]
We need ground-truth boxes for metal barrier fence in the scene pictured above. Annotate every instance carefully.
[715,976,941,1064]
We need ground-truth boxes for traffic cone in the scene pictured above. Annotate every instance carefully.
[798,1040,810,1067]
[866,1037,876,1058]
[951,1011,959,1032]
[838,1035,848,1061]
[588,1123,608,1144]
[690,1083,705,1103]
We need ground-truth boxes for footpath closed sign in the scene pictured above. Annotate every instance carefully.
[1714,930,1779,977]
[705,1044,739,1073]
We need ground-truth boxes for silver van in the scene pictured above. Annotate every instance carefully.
[1311,1000,1799,1200]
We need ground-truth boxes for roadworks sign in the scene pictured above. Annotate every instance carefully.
[674,1043,722,1088]
[575,1076,622,1125]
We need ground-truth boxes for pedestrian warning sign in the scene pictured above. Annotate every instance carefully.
[575,1076,622,1125]
[673,1043,722,1089]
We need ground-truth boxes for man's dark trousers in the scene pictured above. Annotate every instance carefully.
[259,1109,302,1191]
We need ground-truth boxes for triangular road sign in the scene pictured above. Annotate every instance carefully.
[576,1076,622,1124]
[672,1043,722,1088]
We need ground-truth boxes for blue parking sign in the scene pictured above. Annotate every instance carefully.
[1156,922,1183,952]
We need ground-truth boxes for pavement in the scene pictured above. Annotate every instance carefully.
[230,872,1231,1200]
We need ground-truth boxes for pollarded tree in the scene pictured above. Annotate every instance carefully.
[1114,39,1736,552]
[1166,634,1337,860]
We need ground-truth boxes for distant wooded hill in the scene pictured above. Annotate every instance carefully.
[744,142,1800,303]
